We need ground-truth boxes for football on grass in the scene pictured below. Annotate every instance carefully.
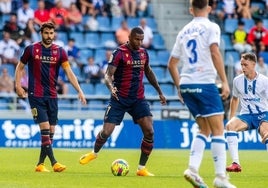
[111,159,129,176]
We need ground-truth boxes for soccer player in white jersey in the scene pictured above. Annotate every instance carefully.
[226,52,268,172]
[168,0,236,188]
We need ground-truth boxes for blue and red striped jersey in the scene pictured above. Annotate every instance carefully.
[20,42,69,98]
[109,44,149,99]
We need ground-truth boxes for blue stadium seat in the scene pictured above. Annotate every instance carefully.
[95,83,110,95]
[69,32,86,49]
[111,16,124,32]
[66,83,78,95]
[263,19,268,29]
[0,64,15,77]
[225,51,240,65]
[94,49,107,65]
[147,50,158,66]
[152,33,166,50]
[144,83,158,96]
[259,51,268,64]
[241,18,255,33]
[146,17,158,32]
[58,99,73,110]
[157,50,170,66]
[224,18,238,34]
[152,67,166,81]
[80,83,95,95]
[127,17,140,29]
[160,83,175,96]
[96,16,111,32]
[88,100,105,110]
[57,31,68,44]
[221,34,233,51]
[99,32,117,49]
[85,33,101,49]
[78,49,94,65]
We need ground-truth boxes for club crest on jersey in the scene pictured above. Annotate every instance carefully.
[53,50,57,55]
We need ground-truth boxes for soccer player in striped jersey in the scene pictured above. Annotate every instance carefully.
[15,22,87,172]
[79,27,167,176]
[167,0,236,187]
[226,52,268,172]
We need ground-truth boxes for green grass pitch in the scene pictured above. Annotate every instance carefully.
[0,148,267,188]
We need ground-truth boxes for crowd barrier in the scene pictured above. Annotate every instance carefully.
[0,118,264,150]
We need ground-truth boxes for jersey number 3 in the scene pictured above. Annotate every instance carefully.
[187,39,197,64]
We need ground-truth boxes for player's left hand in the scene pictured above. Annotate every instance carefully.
[220,82,230,100]
[159,94,167,105]
[78,92,87,105]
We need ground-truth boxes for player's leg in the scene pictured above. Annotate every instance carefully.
[79,99,124,165]
[135,116,154,176]
[183,117,210,188]
[46,98,66,172]
[225,116,248,172]
[131,99,154,176]
[259,121,268,150]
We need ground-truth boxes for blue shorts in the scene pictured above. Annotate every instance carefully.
[28,96,58,125]
[104,96,152,124]
[237,112,268,131]
[180,84,224,118]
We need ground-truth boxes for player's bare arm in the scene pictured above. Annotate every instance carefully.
[210,43,230,100]
[15,61,27,98]
[144,64,167,105]
[167,56,184,104]
[229,96,239,119]
[104,65,119,100]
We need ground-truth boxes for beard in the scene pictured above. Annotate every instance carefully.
[42,38,52,45]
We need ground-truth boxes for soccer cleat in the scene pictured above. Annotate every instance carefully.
[213,176,236,188]
[79,152,97,165]
[136,168,155,176]
[35,163,50,172]
[53,162,66,172]
[226,162,242,172]
[183,169,208,188]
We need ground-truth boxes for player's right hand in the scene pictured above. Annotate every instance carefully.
[16,86,27,98]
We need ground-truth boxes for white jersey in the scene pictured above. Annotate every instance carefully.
[171,17,221,84]
[233,73,268,114]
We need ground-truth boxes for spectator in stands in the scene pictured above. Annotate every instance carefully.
[232,20,252,53]
[67,2,83,31]
[115,20,130,45]
[0,31,20,67]
[34,0,51,27]
[83,56,102,84]
[235,0,251,19]
[61,0,76,9]
[137,0,150,17]
[122,0,137,17]
[139,18,153,49]
[256,56,268,76]
[222,0,237,19]
[208,0,225,30]
[3,13,24,45]
[247,19,268,55]
[65,38,81,68]
[0,0,12,14]
[0,67,14,95]
[23,19,39,47]
[17,0,34,29]
[49,0,69,30]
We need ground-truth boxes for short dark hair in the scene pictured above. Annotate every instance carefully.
[242,52,257,63]
[40,22,55,32]
[130,27,144,36]
[191,0,208,9]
